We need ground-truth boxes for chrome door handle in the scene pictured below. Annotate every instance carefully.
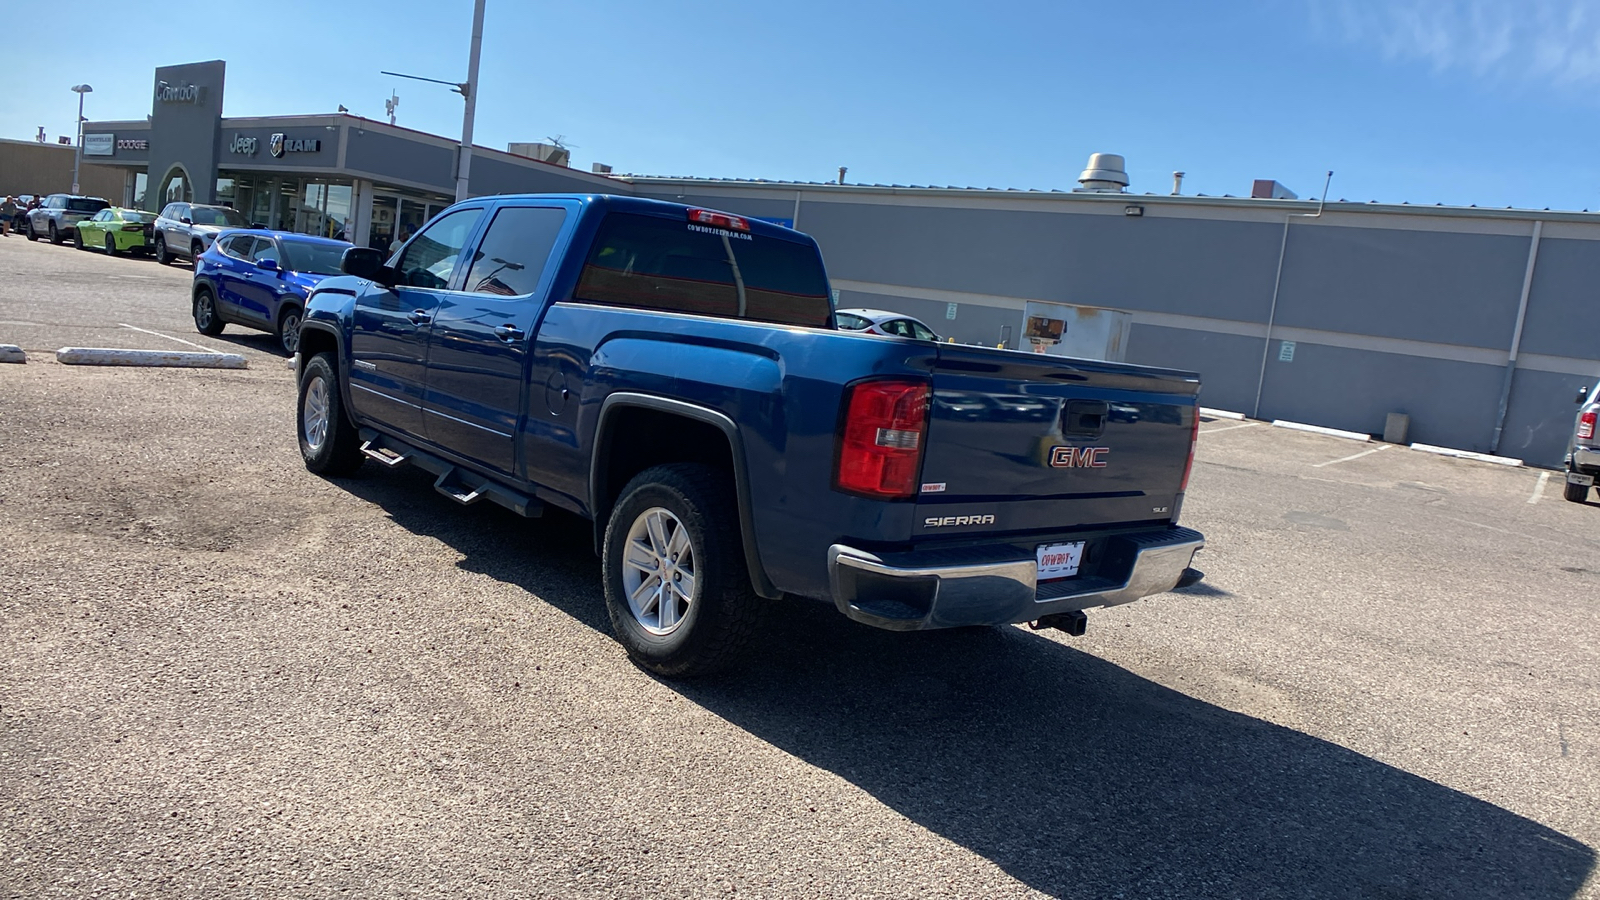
[408,310,433,325]
[493,324,525,342]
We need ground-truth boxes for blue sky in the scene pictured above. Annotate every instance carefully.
[6,0,1600,210]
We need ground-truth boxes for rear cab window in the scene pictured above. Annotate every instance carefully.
[464,206,569,297]
[67,198,109,214]
[572,212,832,328]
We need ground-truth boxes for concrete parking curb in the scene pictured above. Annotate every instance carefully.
[1271,420,1372,442]
[1409,443,1524,467]
[0,344,25,364]
[55,348,249,369]
[1199,407,1246,420]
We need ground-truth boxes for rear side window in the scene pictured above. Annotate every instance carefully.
[222,235,254,259]
[573,212,831,327]
[836,312,869,330]
[67,198,108,213]
[464,206,568,297]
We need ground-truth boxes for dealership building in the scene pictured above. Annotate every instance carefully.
[65,59,1600,468]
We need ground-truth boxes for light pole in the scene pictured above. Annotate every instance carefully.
[70,84,93,194]
[380,0,486,202]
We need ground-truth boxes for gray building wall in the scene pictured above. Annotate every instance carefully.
[631,182,1600,467]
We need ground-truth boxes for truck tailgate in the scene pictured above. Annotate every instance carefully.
[915,345,1200,539]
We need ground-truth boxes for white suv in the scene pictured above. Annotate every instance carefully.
[152,202,251,265]
[25,194,109,244]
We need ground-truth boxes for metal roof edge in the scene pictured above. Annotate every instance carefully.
[617,176,1600,224]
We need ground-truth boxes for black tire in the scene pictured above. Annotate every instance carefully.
[297,352,364,476]
[192,286,225,336]
[25,220,38,241]
[602,463,760,678]
[190,241,204,263]
[48,222,60,244]
[154,236,171,265]
[104,233,118,256]
[276,306,303,355]
[1564,479,1591,503]
[74,228,88,250]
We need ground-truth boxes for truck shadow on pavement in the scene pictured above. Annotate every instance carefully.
[338,472,1595,900]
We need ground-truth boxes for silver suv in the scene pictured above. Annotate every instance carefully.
[1565,380,1599,503]
[25,194,109,244]
[152,202,251,265]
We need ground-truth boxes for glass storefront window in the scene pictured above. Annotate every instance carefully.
[371,195,398,253]
[132,172,147,208]
[301,182,352,239]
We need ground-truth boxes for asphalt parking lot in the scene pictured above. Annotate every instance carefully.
[3,233,1598,899]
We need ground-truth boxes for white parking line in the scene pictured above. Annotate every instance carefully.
[1200,422,1260,436]
[1528,471,1551,504]
[1313,445,1390,468]
[116,323,218,353]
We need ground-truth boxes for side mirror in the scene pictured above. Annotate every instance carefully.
[180,217,192,225]
[1581,387,1593,405]
[341,246,394,285]
[254,257,280,273]
[251,222,267,229]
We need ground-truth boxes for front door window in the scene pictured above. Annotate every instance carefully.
[395,207,484,290]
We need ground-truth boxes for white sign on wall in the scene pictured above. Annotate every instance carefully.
[82,134,114,157]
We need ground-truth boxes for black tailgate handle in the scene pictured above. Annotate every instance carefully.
[1062,400,1109,437]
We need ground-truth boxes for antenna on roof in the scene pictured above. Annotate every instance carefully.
[1316,170,1333,216]
[384,91,399,126]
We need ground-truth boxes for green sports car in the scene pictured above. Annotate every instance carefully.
[74,208,157,256]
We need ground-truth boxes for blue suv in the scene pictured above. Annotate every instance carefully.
[192,230,352,354]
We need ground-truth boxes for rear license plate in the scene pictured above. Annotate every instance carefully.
[1036,541,1085,582]
[1570,472,1596,487]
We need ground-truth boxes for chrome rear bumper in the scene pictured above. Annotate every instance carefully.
[1573,445,1600,473]
[828,527,1204,631]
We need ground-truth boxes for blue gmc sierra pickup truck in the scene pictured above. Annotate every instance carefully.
[294,194,1206,676]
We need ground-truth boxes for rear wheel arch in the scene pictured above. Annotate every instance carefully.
[591,393,779,599]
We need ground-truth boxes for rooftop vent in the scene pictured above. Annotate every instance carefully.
[1251,179,1297,200]
[508,142,570,167]
[591,162,613,175]
[1076,153,1129,193]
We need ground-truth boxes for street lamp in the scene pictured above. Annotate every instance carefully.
[381,0,485,202]
[70,84,93,194]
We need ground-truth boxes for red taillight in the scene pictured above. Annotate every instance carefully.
[121,224,142,232]
[686,208,750,232]
[834,379,930,499]
[1180,408,1200,492]
[1580,411,1597,440]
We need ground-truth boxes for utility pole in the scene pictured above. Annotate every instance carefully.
[456,0,486,202]
[380,0,486,203]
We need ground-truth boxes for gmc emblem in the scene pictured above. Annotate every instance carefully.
[1050,446,1109,468]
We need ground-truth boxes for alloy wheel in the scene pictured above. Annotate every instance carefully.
[302,374,330,453]
[620,507,698,636]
